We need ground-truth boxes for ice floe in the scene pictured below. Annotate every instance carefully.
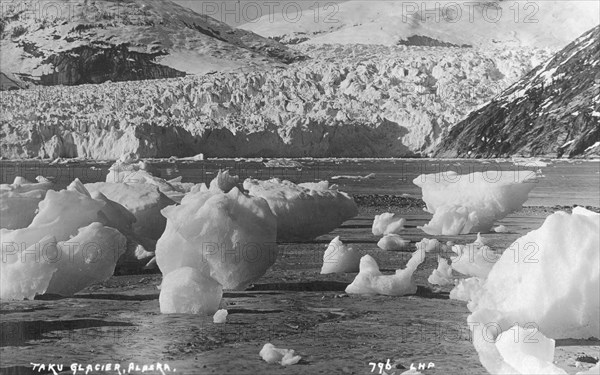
[259,343,301,366]
[372,212,406,235]
[377,234,410,251]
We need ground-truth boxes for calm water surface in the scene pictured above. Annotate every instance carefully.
[1,159,598,207]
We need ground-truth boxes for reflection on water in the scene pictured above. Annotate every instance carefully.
[1,159,598,207]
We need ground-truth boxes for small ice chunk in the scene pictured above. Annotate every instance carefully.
[346,241,432,296]
[213,309,228,323]
[413,170,540,235]
[243,178,357,241]
[493,225,509,233]
[377,234,410,251]
[320,236,360,274]
[159,267,222,315]
[372,213,406,235]
[259,343,301,366]
[428,256,454,286]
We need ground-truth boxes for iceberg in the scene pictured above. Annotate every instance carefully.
[467,207,599,374]
[1,176,54,229]
[209,170,240,193]
[377,234,410,251]
[243,178,358,241]
[372,213,406,235]
[413,170,540,235]
[45,223,127,296]
[449,277,483,302]
[213,309,228,323]
[346,240,433,296]
[156,188,278,290]
[320,236,360,274]
[0,181,129,299]
[259,343,302,366]
[159,267,222,315]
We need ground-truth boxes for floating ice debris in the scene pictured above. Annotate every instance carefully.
[159,267,222,315]
[45,223,127,296]
[413,170,540,235]
[259,343,302,366]
[156,188,277,290]
[85,182,175,242]
[331,173,375,181]
[320,236,360,274]
[346,240,433,296]
[450,240,497,279]
[512,157,549,167]
[493,325,564,375]
[427,256,454,286]
[449,277,483,302]
[243,178,357,241]
[1,176,54,229]
[213,309,228,323]
[263,159,304,168]
[493,225,509,233]
[0,182,129,299]
[377,234,410,251]
[468,208,600,374]
[372,213,406,235]
[209,170,240,193]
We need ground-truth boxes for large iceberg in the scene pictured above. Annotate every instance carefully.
[467,207,599,374]
[243,178,358,241]
[0,176,53,229]
[320,236,360,274]
[0,180,128,299]
[156,188,278,290]
[413,170,540,235]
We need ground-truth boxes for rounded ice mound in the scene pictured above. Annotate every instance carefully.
[45,223,127,296]
[1,176,54,229]
[243,178,358,241]
[372,213,406,235]
[320,236,360,274]
[156,187,278,290]
[467,208,600,374]
[0,181,129,299]
[259,343,302,366]
[85,182,175,241]
[159,267,222,315]
[413,170,540,235]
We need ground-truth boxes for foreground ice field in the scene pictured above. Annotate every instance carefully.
[0,158,598,374]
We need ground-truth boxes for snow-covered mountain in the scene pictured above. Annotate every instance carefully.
[241,0,599,49]
[0,0,305,88]
[0,44,549,159]
[434,25,600,158]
